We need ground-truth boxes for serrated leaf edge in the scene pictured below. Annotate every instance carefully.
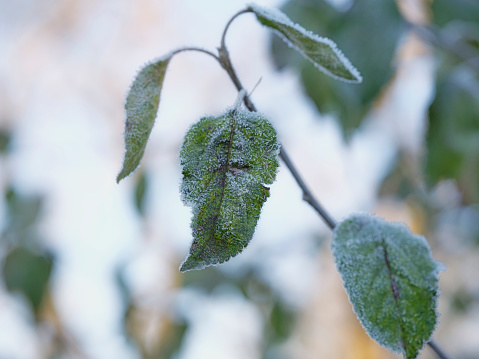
[116,53,173,183]
[331,213,444,359]
[247,3,362,83]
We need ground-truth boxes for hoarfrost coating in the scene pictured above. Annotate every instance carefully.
[117,57,171,182]
[179,108,280,272]
[331,213,443,359]
[247,3,362,83]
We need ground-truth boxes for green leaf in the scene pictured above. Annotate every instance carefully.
[117,57,171,183]
[179,109,280,272]
[331,214,442,359]
[2,247,53,314]
[247,3,362,83]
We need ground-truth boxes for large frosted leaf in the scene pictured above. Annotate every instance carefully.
[331,214,442,359]
[179,109,280,272]
[247,3,362,83]
[117,57,171,183]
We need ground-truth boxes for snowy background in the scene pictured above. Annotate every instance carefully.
[1,0,476,358]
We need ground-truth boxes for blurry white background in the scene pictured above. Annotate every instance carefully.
[1,0,471,358]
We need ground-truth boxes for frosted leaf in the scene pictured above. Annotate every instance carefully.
[247,3,362,83]
[117,57,171,183]
[179,108,280,272]
[331,213,443,359]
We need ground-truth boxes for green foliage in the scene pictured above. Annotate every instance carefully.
[431,0,479,27]
[423,0,479,204]
[332,214,442,359]
[3,188,43,244]
[426,68,479,203]
[117,57,171,183]
[270,0,405,136]
[248,3,361,83]
[179,109,280,272]
[1,188,54,316]
[0,130,10,153]
[2,247,53,313]
[134,171,148,216]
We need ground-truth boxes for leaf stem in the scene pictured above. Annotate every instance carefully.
[171,47,221,62]
[220,9,252,53]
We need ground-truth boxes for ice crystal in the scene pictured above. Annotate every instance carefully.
[179,108,280,272]
[331,213,443,359]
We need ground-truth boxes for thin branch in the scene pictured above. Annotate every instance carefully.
[218,9,452,359]
[220,9,252,52]
[428,340,452,359]
[278,148,337,229]
[171,47,221,62]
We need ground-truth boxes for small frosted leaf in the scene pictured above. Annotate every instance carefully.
[117,57,171,183]
[331,213,443,359]
[247,3,362,83]
[179,109,280,272]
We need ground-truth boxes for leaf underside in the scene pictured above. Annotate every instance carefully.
[247,3,362,83]
[117,58,170,183]
[179,109,280,272]
[332,214,442,359]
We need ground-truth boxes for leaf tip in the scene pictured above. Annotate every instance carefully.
[116,172,125,184]
[179,256,209,273]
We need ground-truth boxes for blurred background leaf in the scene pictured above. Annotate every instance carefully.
[2,246,53,315]
[425,67,479,204]
[0,130,10,153]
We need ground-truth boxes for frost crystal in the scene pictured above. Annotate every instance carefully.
[179,108,280,272]
[247,3,362,83]
[117,57,171,183]
[331,213,443,359]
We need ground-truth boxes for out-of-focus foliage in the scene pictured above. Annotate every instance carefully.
[3,188,43,244]
[1,188,54,317]
[431,0,479,27]
[424,0,479,204]
[426,67,479,204]
[181,267,298,359]
[134,171,148,217]
[0,130,10,153]
[270,0,405,136]
[2,247,53,314]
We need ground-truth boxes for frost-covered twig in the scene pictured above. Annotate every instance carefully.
[218,8,452,359]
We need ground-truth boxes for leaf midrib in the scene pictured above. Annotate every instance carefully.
[382,239,407,354]
[206,112,237,245]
